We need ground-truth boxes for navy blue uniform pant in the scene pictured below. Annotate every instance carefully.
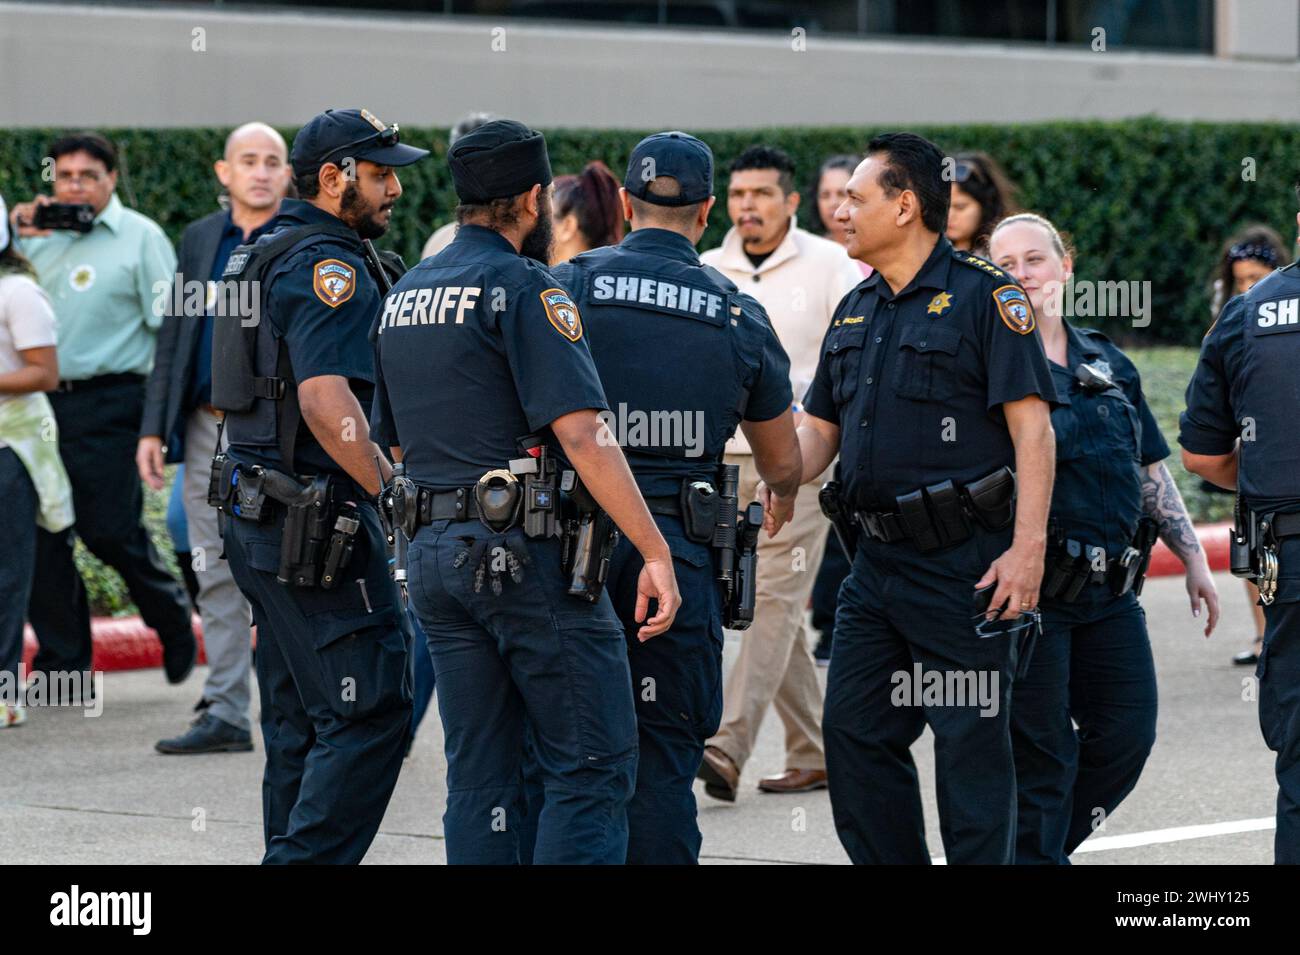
[224,504,411,864]
[407,521,637,865]
[1010,587,1157,864]
[606,515,723,864]
[1259,599,1300,864]
[823,528,1018,864]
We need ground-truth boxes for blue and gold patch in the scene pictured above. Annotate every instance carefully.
[993,284,1035,335]
[541,288,583,341]
[313,259,356,308]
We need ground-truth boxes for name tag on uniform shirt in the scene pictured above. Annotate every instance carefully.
[377,285,483,332]
[589,272,727,325]
[1255,296,1300,336]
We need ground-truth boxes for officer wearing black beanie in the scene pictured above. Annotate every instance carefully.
[370,119,681,864]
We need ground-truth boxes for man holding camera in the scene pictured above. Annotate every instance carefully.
[9,132,196,690]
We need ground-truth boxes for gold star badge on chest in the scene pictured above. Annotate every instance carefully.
[927,291,953,315]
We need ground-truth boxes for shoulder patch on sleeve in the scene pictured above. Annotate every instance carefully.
[993,284,1035,335]
[312,258,356,308]
[540,288,583,342]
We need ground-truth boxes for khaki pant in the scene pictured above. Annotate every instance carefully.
[708,454,830,772]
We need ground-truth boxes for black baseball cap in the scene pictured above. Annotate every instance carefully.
[623,131,713,206]
[290,108,429,177]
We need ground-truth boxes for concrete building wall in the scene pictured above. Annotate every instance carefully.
[1,1,1297,130]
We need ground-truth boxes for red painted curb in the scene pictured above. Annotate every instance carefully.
[22,615,208,674]
[1149,521,1231,578]
[19,523,1234,674]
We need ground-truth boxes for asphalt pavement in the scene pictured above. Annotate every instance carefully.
[1,570,1279,865]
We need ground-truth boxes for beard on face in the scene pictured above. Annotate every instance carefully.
[341,180,390,240]
[520,192,555,265]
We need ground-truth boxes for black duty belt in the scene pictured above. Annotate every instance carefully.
[1271,511,1300,539]
[644,496,683,519]
[53,371,145,393]
[852,467,1017,552]
[412,485,482,525]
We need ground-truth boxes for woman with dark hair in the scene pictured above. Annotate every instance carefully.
[946,150,1018,258]
[1205,224,1289,666]
[806,154,859,246]
[0,193,73,727]
[550,160,624,265]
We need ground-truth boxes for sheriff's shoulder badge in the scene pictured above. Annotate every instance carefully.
[993,284,1035,334]
[313,259,356,308]
[540,288,582,341]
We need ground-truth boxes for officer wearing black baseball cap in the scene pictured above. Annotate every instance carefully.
[535,130,800,864]
[370,118,681,864]
[212,107,427,864]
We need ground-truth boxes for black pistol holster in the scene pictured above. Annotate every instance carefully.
[819,467,859,558]
[558,480,618,604]
[1040,517,1158,603]
[509,435,618,604]
[706,464,762,630]
[641,464,764,629]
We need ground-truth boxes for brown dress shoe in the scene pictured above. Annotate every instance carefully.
[696,746,740,802]
[757,768,828,794]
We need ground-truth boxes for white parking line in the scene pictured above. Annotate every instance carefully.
[1071,816,1276,853]
[933,817,1276,863]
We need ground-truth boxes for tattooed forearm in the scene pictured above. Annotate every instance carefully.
[1140,462,1202,565]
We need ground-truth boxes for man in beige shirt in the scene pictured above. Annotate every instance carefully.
[698,146,863,799]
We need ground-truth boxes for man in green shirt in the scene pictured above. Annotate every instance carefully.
[9,132,196,688]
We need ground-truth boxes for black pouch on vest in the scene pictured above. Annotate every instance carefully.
[925,480,970,546]
[965,466,1016,531]
[896,489,943,552]
[680,479,719,545]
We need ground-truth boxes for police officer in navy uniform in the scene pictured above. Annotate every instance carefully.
[549,132,802,863]
[1181,181,1300,864]
[369,119,681,865]
[212,109,428,864]
[990,213,1219,864]
[794,133,1059,865]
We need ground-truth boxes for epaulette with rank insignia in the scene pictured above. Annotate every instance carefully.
[952,249,1009,282]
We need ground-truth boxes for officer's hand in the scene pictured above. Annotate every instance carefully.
[756,481,795,538]
[634,555,680,641]
[136,436,166,492]
[1185,562,1220,638]
[10,196,53,238]
[975,540,1045,621]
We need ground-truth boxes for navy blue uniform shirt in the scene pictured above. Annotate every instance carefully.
[551,228,792,497]
[1180,263,1300,511]
[1048,322,1169,558]
[370,224,609,487]
[225,199,380,478]
[188,211,278,414]
[804,236,1058,510]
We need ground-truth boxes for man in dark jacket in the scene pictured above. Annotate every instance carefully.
[137,122,290,753]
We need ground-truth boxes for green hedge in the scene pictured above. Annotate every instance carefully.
[3,119,1296,346]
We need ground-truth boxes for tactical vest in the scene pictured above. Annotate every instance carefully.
[579,254,756,464]
[213,224,402,472]
[1238,262,1300,504]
